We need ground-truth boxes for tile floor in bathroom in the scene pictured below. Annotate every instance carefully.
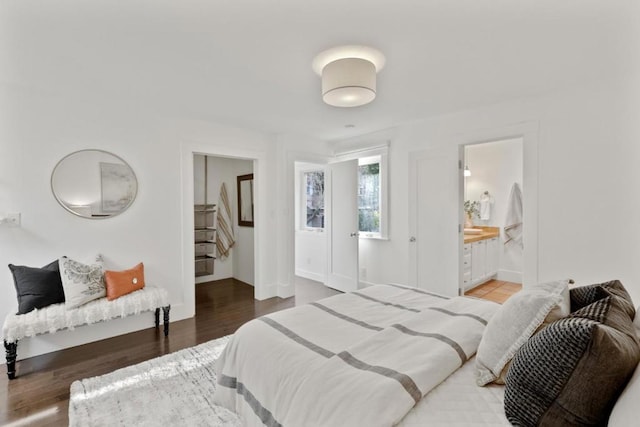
[465,280,522,304]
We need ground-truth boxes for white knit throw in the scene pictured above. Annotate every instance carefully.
[2,286,169,343]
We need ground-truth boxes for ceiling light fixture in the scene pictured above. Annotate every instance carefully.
[312,45,385,108]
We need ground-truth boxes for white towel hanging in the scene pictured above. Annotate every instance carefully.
[479,191,493,221]
[504,183,523,248]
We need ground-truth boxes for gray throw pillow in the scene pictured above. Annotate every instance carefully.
[505,283,640,426]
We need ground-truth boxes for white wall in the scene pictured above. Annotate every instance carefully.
[0,81,330,358]
[338,76,640,304]
[194,155,254,284]
[465,138,523,282]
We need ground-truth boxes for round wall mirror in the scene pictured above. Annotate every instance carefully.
[51,149,138,219]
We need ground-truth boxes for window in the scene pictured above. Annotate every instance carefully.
[303,170,324,229]
[358,157,380,235]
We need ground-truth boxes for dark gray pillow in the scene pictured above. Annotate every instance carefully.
[505,288,640,426]
[8,260,66,314]
[569,279,634,315]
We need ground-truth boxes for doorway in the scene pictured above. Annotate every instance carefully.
[408,121,539,297]
[180,141,266,320]
[193,154,255,289]
[461,138,524,300]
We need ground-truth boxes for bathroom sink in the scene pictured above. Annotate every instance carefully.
[464,228,483,235]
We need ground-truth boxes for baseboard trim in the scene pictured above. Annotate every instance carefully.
[295,268,326,284]
[277,283,295,299]
[497,270,523,283]
[359,280,377,288]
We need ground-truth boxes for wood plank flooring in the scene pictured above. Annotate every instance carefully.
[0,279,297,426]
[465,279,522,303]
[0,277,512,426]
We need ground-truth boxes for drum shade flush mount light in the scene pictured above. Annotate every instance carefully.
[312,45,386,108]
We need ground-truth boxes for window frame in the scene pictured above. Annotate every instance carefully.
[300,167,326,231]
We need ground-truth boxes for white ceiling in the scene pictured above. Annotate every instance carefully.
[2,0,638,141]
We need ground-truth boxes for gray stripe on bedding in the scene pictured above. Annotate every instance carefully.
[386,284,450,299]
[336,351,422,404]
[351,292,421,313]
[391,324,468,364]
[219,374,282,427]
[310,302,384,331]
[427,307,489,325]
[259,317,334,358]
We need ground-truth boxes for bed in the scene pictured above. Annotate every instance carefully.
[213,281,640,426]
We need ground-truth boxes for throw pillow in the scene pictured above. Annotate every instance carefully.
[59,255,105,308]
[569,279,634,315]
[104,262,145,301]
[504,288,640,426]
[609,307,640,427]
[475,279,570,386]
[8,260,65,314]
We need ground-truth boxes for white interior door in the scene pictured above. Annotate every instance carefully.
[326,159,359,292]
[408,146,462,297]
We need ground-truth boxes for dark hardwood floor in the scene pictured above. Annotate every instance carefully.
[0,279,302,426]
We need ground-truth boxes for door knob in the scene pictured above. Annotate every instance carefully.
[409,236,416,242]
[350,232,359,237]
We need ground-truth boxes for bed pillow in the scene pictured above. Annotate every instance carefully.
[570,279,635,314]
[504,290,640,426]
[475,279,570,386]
[59,255,105,308]
[8,260,65,314]
[609,307,640,426]
[104,262,145,301]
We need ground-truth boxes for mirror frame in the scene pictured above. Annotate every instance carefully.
[237,173,254,227]
[51,149,138,219]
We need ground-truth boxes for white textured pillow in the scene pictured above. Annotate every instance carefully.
[59,255,105,308]
[609,307,640,426]
[475,279,570,386]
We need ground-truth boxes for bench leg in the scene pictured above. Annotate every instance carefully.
[155,308,160,329]
[162,305,171,337]
[4,340,17,380]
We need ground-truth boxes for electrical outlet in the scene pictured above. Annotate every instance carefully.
[6,213,20,226]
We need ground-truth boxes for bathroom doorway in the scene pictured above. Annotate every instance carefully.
[461,137,524,301]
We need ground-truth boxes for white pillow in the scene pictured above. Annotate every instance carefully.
[608,307,640,426]
[59,255,105,308]
[475,279,570,386]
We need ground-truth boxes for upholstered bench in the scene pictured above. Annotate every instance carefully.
[2,286,170,379]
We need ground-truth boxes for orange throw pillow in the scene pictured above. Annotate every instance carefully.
[104,263,145,301]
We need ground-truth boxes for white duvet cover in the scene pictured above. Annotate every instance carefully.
[213,284,499,427]
[397,356,509,426]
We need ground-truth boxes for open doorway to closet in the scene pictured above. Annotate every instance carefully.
[462,138,523,303]
[193,154,255,314]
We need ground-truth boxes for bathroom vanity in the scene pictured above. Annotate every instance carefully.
[462,226,500,291]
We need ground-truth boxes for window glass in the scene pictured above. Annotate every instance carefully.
[358,160,380,234]
[304,171,324,228]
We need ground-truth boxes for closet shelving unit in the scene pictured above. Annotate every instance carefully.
[194,156,216,277]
